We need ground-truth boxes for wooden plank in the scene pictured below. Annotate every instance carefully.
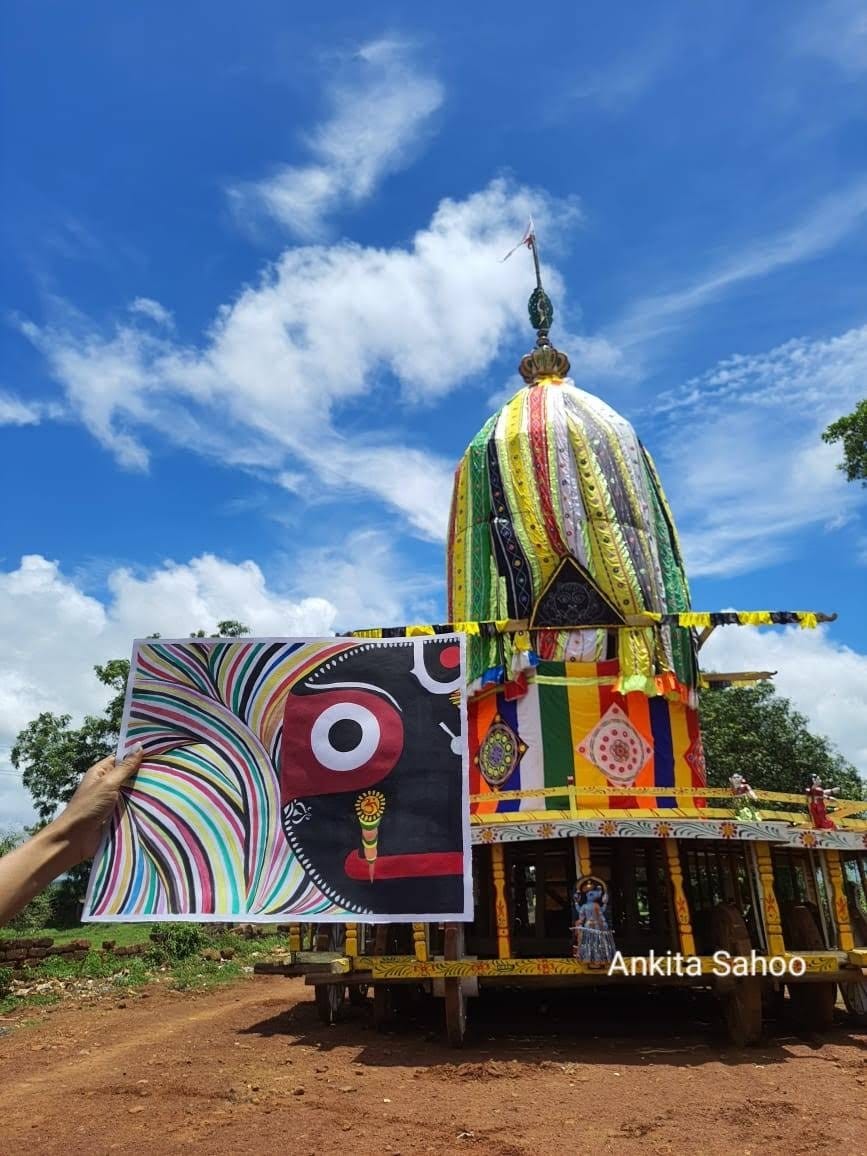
[696,626,716,650]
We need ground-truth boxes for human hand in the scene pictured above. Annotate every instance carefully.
[54,744,145,860]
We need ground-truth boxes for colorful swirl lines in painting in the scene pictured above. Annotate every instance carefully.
[86,639,367,920]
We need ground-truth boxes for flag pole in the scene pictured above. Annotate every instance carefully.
[528,230,543,294]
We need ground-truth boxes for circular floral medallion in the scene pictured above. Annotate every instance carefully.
[576,704,652,787]
[475,715,527,788]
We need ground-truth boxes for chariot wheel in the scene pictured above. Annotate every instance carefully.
[313,923,348,1026]
[444,979,467,1047]
[783,905,836,1032]
[712,903,763,1046]
[443,923,467,1048]
[372,984,395,1029]
[841,979,867,1026]
[315,980,346,1025]
[348,983,369,1007]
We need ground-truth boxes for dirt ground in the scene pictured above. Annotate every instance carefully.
[1,976,865,1156]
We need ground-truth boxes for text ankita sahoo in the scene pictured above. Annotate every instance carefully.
[607,950,807,979]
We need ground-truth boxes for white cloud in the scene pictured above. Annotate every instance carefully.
[702,625,867,776]
[649,325,867,576]
[0,539,435,826]
[24,179,578,542]
[129,297,174,327]
[792,0,867,75]
[611,179,867,355]
[0,393,43,426]
[0,391,62,426]
[229,38,443,238]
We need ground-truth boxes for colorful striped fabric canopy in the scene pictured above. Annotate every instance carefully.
[448,376,706,805]
[447,379,697,693]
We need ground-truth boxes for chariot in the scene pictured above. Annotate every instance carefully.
[260,238,867,1046]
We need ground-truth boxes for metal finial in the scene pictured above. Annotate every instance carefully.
[507,221,570,385]
[526,229,554,344]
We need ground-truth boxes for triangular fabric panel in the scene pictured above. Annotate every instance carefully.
[530,555,626,629]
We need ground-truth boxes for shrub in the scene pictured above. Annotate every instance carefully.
[48,876,87,928]
[149,923,212,962]
[6,886,54,933]
[0,966,13,998]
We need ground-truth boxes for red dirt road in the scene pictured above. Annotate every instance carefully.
[1,977,865,1155]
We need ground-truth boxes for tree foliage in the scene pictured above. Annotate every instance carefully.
[190,619,250,638]
[11,660,129,826]
[0,828,25,857]
[822,399,867,486]
[700,682,862,800]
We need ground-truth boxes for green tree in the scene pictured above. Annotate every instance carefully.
[700,682,862,800]
[822,399,867,486]
[11,660,130,826]
[190,619,251,638]
[0,828,25,856]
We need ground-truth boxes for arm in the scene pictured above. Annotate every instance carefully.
[0,747,143,926]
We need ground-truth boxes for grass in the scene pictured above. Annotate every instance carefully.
[0,926,290,1018]
[0,992,61,1015]
[170,957,245,990]
[0,923,154,947]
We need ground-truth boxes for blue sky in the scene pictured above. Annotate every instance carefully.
[1,1,866,822]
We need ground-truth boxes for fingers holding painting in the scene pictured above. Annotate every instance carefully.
[60,743,145,861]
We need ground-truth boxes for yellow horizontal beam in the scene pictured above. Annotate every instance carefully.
[366,952,850,981]
[468,785,863,806]
[469,808,867,828]
[468,784,866,830]
[471,808,715,824]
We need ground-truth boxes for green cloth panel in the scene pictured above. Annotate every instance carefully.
[537,664,575,809]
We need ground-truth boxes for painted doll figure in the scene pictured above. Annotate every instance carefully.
[572,875,616,967]
[805,774,838,830]
[729,773,761,822]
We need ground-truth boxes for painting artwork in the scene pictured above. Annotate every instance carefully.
[83,636,471,922]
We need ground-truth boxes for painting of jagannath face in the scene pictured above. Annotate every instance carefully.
[83,636,470,924]
[280,636,469,917]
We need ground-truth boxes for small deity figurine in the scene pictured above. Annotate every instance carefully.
[729,772,761,822]
[572,875,616,968]
[805,774,838,830]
